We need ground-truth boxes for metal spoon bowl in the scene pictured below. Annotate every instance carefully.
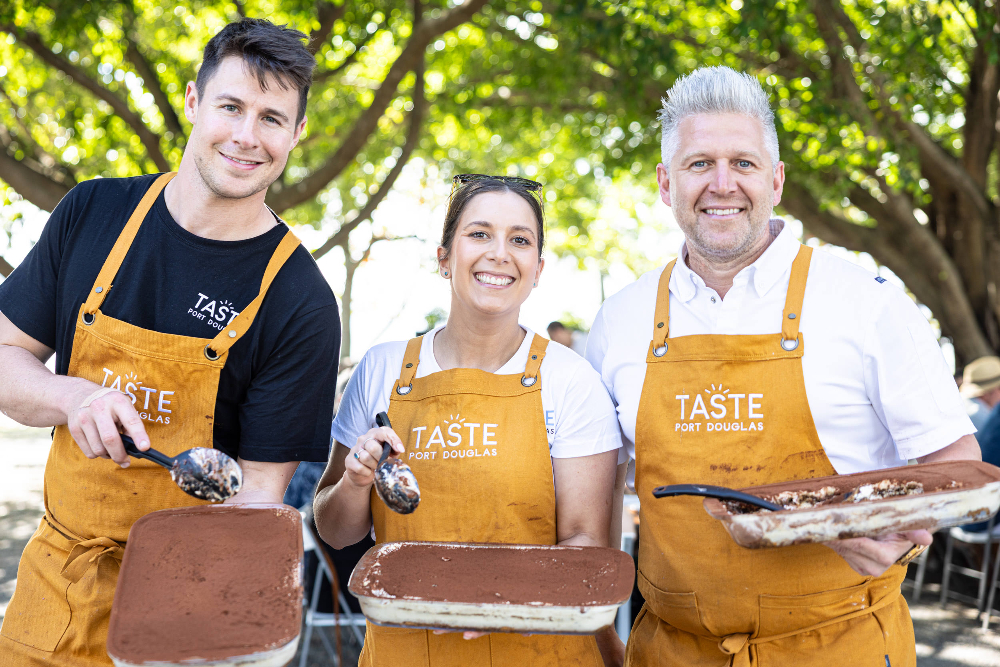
[121,435,243,502]
[373,412,420,514]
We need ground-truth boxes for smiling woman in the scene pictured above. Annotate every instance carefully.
[313,174,628,666]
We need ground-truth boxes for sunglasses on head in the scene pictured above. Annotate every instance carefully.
[450,173,544,197]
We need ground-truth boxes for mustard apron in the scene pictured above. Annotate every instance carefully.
[0,173,300,666]
[359,333,603,667]
[625,245,914,667]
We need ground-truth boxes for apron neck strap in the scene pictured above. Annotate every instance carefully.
[83,172,175,316]
[523,334,548,383]
[651,245,814,348]
[780,245,813,344]
[205,230,301,358]
[652,259,677,349]
[396,336,423,390]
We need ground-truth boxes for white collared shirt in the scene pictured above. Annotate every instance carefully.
[586,221,974,474]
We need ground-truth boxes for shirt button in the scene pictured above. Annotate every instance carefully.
[711,296,717,303]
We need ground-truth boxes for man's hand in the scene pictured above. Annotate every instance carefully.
[826,530,933,577]
[66,385,150,467]
[596,625,626,667]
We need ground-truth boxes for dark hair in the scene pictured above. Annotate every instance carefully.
[547,321,568,334]
[196,18,315,125]
[440,178,545,260]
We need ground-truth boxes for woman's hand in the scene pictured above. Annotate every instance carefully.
[344,426,405,489]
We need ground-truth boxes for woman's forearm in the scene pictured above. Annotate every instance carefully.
[313,443,377,549]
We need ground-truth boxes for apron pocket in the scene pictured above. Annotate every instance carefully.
[636,571,705,637]
[757,581,886,667]
[758,579,870,634]
[0,523,72,652]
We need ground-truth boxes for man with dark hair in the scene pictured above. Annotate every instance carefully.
[0,18,337,666]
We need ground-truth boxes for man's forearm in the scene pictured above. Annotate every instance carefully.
[0,344,94,427]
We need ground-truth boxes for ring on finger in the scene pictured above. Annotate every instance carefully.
[354,452,360,460]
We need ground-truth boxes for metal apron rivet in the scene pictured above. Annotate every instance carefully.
[396,384,412,395]
[94,286,103,293]
[787,313,796,319]
[82,312,96,325]
[521,375,537,387]
[653,345,668,357]
[780,338,799,351]
[228,330,237,338]
[204,345,220,361]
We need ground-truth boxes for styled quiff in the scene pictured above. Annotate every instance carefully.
[196,18,315,125]
[658,66,779,170]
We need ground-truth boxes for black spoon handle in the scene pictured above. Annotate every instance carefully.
[120,434,176,469]
[375,412,393,466]
[652,483,784,512]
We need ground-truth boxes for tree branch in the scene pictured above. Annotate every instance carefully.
[782,179,993,359]
[0,255,13,278]
[312,53,427,260]
[121,15,184,139]
[0,147,72,212]
[812,0,993,224]
[308,0,347,55]
[313,22,382,82]
[1,25,170,172]
[266,0,488,212]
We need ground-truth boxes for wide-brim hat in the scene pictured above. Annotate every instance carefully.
[961,356,1000,398]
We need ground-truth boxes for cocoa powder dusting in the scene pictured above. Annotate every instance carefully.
[107,505,302,663]
[355,543,634,606]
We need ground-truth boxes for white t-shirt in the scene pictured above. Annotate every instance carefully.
[332,325,623,460]
[586,221,975,474]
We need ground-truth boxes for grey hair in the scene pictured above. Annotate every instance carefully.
[659,66,779,170]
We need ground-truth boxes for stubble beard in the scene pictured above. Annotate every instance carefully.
[193,147,274,201]
[681,196,774,265]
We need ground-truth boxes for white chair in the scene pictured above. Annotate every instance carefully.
[299,513,367,667]
[939,514,999,614]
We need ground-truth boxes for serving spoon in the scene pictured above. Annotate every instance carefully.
[652,483,784,512]
[373,412,420,514]
[121,434,243,502]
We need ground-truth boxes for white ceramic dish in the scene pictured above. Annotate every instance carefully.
[702,461,1000,548]
[349,541,635,634]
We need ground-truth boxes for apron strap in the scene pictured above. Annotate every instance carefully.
[395,336,423,395]
[82,172,175,316]
[651,260,677,352]
[522,334,548,386]
[650,245,813,353]
[780,245,813,346]
[205,230,301,359]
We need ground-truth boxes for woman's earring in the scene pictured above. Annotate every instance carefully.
[443,271,449,277]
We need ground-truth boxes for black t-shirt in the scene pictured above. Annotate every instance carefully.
[0,174,339,463]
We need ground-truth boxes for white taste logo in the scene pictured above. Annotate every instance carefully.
[407,414,498,461]
[675,384,763,433]
[188,293,240,331]
[101,368,174,424]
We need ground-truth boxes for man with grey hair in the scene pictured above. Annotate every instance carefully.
[587,66,980,665]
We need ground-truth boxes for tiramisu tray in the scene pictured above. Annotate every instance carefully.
[107,505,303,667]
[348,541,636,634]
[701,460,1000,548]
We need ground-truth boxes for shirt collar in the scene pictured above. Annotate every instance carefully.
[670,219,799,302]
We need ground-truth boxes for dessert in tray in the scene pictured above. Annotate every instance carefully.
[702,460,1000,548]
[107,505,303,667]
[348,541,636,634]
[724,479,933,514]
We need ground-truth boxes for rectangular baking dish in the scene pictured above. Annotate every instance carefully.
[107,504,302,667]
[702,460,1000,548]
[348,541,635,634]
